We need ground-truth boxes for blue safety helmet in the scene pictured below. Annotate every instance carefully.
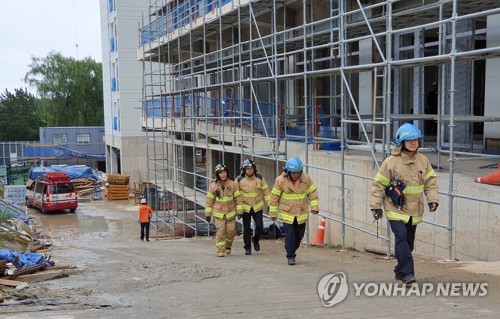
[284,157,303,173]
[395,123,423,147]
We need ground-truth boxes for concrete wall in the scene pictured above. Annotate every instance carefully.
[105,135,147,184]
[304,149,500,262]
[484,14,500,141]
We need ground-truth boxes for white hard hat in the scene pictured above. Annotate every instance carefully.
[141,198,147,204]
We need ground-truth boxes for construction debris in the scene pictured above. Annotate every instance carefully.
[15,270,69,283]
[0,200,75,303]
[0,278,27,288]
[73,178,102,197]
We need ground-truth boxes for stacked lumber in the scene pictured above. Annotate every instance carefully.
[107,174,130,185]
[73,178,100,197]
[106,174,131,200]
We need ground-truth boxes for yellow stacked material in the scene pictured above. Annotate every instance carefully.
[107,174,130,185]
[107,184,131,200]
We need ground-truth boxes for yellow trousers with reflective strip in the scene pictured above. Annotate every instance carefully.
[215,217,236,253]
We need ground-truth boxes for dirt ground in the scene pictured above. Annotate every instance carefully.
[1,199,499,318]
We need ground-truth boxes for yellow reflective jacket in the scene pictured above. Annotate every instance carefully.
[371,145,439,225]
[235,173,271,214]
[205,179,240,220]
[269,172,319,225]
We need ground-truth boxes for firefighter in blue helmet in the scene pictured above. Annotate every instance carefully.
[269,157,319,265]
[371,123,439,285]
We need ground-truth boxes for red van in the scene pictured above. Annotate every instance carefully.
[26,172,78,213]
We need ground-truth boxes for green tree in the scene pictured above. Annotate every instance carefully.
[0,88,43,141]
[24,52,103,126]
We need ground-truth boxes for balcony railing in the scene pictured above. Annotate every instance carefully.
[140,0,233,46]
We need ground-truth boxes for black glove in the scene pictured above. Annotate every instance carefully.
[206,216,211,223]
[372,209,383,221]
[428,202,438,212]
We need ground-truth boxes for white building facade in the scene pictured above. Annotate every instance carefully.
[99,0,150,182]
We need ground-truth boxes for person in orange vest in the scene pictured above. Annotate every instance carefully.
[269,157,319,265]
[371,123,439,285]
[138,198,153,241]
[235,159,271,255]
[205,164,240,257]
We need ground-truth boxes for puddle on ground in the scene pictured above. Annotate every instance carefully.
[29,211,109,236]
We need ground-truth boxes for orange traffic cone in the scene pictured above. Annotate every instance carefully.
[311,217,326,246]
[475,163,500,185]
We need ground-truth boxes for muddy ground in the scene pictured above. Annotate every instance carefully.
[1,200,499,318]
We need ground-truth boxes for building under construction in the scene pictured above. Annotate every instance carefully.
[137,0,500,261]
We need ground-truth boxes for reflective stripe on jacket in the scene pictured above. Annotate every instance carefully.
[205,179,239,220]
[269,172,319,225]
[371,145,439,225]
[235,173,271,214]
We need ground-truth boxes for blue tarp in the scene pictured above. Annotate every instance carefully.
[28,165,99,181]
[0,249,51,268]
[26,144,105,159]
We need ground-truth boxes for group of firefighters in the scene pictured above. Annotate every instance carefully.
[205,157,319,265]
[139,123,440,283]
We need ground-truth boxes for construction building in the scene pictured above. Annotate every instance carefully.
[37,126,106,170]
[135,0,500,261]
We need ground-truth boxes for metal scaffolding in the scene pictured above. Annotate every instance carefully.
[139,0,500,259]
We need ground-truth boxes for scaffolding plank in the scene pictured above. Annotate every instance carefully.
[391,115,500,123]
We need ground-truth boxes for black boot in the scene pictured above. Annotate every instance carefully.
[252,237,260,252]
[245,249,251,255]
[287,257,295,265]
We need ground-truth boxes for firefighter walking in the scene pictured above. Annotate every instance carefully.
[205,164,240,257]
[269,157,319,265]
[371,123,439,285]
[235,159,271,255]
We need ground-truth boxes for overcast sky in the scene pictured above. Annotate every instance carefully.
[0,0,102,95]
